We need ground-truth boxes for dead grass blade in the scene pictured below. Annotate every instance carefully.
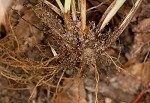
[45,0,63,17]
[55,0,64,12]
[99,0,126,30]
[101,0,142,50]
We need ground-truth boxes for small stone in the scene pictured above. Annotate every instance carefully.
[105,97,112,103]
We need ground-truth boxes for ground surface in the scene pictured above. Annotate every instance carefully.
[0,0,150,103]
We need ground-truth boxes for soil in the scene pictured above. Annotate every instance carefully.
[0,0,150,103]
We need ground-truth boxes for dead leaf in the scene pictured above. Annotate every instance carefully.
[124,59,150,85]
[55,78,87,103]
[142,60,150,85]
[133,18,150,33]
[0,0,12,24]
[14,9,44,52]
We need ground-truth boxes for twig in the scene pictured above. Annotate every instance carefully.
[86,0,108,13]
[95,66,100,103]
[132,82,150,103]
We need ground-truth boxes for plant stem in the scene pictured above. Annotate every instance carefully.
[64,0,71,30]
[71,0,77,21]
[64,0,71,13]
[81,0,86,33]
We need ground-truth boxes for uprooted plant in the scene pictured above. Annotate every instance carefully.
[33,0,142,77]
[0,0,142,101]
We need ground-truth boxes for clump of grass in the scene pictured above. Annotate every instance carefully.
[0,0,142,101]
